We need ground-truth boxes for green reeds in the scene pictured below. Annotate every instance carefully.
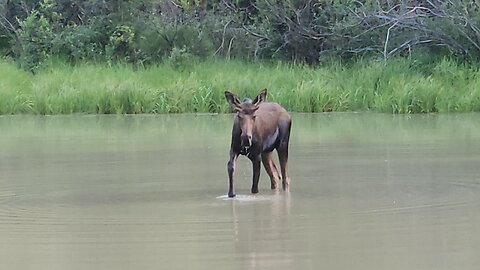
[1,58,480,114]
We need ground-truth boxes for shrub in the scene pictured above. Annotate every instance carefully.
[52,24,107,63]
[106,25,137,63]
[16,0,58,72]
[134,15,214,65]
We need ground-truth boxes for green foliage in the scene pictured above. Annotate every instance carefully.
[52,24,107,63]
[0,59,33,113]
[3,0,480,117]
[2,0,480,68]
[13,0,66,71]
[166,46,195,70]
[0,2,471,69]
[2,57,480,115]
[106,25,136,63]
[134,16,214,65]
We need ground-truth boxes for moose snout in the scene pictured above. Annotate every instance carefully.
[240,134,252,155]
[241,134,252,147]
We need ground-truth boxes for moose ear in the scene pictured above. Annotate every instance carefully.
[252,89,267,106]
[225,91,242,111]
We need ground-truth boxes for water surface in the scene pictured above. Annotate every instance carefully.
[1,113,479,269]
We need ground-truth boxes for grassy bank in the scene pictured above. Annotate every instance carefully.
[1,58,480,114]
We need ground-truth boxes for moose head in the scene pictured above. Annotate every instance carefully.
[225,89,267,154]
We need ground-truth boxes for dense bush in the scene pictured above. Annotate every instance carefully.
[52,22,108,63]
[2,0,480,70]
[14,0,60,71]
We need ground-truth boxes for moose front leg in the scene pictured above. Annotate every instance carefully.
[227,150,238,198]
[250,154,261,194]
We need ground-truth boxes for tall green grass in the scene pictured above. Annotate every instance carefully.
[1,58,480,114]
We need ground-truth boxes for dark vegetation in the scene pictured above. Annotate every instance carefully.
[2,0,480,72]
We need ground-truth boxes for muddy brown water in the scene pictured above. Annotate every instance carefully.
[1,113,479,270]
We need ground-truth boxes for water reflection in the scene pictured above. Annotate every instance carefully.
[228,192,292,270]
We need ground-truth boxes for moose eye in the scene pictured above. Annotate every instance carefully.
[252,115,257,120]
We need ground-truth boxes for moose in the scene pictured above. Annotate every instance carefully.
[225,89,292,198]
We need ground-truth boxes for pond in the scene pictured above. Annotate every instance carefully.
[1,113,479,269]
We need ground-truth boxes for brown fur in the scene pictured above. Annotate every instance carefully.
[225,89,292,197]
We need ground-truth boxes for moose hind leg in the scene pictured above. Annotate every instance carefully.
[278,147,290,191]
[262,152,280,189]
[278,122,291,191]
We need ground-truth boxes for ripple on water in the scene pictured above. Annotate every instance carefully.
[216,194,279,202]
